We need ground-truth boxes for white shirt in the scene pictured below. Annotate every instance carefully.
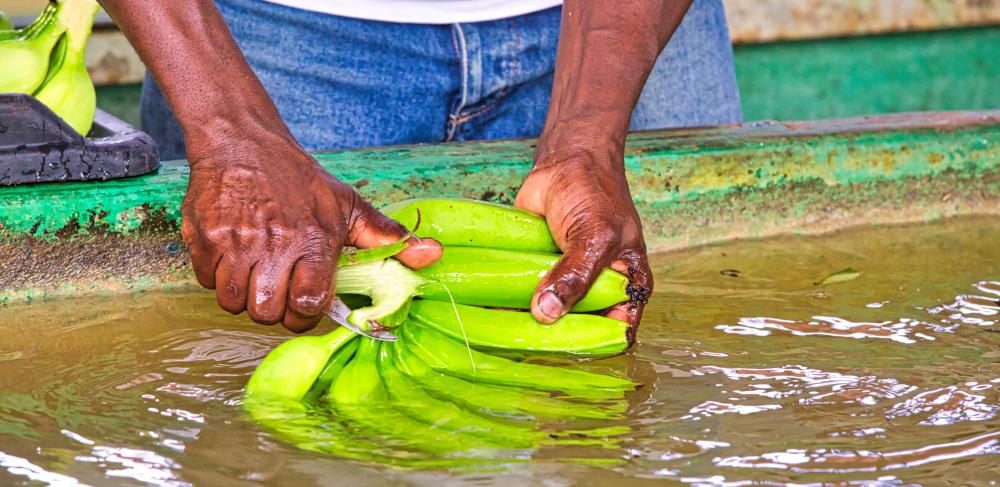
[262,0,563,24]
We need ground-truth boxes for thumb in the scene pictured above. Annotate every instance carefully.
[347,196,442,269]
[530,235,617,323]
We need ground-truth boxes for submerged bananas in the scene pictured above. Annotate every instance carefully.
[0,2,64,94]
[0,0,99,135]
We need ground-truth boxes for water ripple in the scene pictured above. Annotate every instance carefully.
[714,430,1000,474]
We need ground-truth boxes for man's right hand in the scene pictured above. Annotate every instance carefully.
[98,0,441,331]
[181,132,442,332]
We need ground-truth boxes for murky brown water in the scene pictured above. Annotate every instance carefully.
[1,216,998,486]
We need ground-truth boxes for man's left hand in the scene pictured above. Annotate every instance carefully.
[515,145,652,340]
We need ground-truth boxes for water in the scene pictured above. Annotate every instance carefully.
[1,216,998,486]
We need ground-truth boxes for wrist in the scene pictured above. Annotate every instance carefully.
[535,121,626,172]
[183,111,302,168]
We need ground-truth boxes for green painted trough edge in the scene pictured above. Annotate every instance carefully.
[1,110,998,303]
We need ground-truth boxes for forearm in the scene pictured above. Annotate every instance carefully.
[540,0,691,161]
[99,0,291,160]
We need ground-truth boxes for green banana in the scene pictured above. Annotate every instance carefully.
[334,246,628,330]
[245,326,356,400]
[327,339,503,457]
[415,246,629,312]
[402,324,635,395]
[32,0,100,135]
[391,339,627,421]
[302,337,358,402]
[376,340,545,448]
[0,3,65,94]
[244,397,463,468]
[410,299,630,356]
[383,198,560,253]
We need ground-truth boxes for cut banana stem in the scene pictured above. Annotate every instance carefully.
[334,246,629,330]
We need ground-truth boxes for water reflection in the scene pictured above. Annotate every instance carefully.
[716,283,999,343]
[715,430,1000,473]
[0,218,998,485]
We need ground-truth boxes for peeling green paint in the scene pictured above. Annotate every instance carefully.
[735,27,1000,121]
[1,112,997,241]
[1,111,998,300]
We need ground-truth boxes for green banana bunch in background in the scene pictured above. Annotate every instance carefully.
[0,0,100,135]
[0,4,57,40]
[33,0,100,135]
[0,2,65,94]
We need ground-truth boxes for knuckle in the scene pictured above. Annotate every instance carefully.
[283,318,319,334]
[582,225,619,251]
[217,297,245,315]
[236,224,260,244]
[180,218,197,242]
[202,225,234,247]
[248,306,283,326]
[552,267,592,295]
[290,290,329,316]
[566,219,619,254]
[194,272,215,290]
[266,221,288,242]
[300,227,334,254]
[283,323,315,334]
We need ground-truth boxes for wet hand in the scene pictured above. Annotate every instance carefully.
[515,147,652,340]
[181,133,442,332]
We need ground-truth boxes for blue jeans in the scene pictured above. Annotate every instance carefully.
[142,0,741,160]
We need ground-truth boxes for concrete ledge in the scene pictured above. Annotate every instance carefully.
[1,111,998,302]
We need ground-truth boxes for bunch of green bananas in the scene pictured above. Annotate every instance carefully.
[243,200,639,467]
[0,0,100,135]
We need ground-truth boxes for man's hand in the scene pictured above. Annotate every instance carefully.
[99,0,441,332]
[183,132,441,332]
[516,146,651,338]
[517,0,692,336]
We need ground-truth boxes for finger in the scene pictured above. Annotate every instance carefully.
[348,198,443,269]
[530,235,617,324]
[604,302,644,346]
[182,218,217,289]
[395,236,444,269]
[281,311,324,334]
[609,251,654,344]
[214,253,252,314]
[283,244,338,333]
[247,257,294,326]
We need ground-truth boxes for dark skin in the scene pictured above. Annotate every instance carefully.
[99,0,691,335]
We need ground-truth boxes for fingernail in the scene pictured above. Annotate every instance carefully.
[537,291,565,320]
